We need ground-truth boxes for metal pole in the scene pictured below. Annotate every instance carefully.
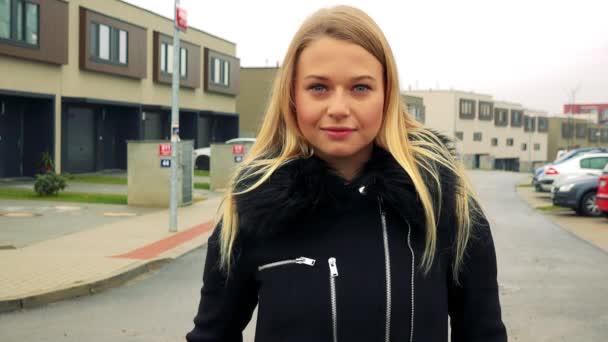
[169,0,181,232]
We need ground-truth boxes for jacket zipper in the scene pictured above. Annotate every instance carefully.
[378,197,415,342]
[257,257,316,271]
[328,257,339,342]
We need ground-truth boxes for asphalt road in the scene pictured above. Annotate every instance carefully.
[0,170,607,341]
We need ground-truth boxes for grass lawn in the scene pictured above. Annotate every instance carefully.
[194,182,210,190]
[194,170,209,177]
[516,183,533,188]
[62,174,127,185]
[0,188,127,205]
[535,205,570,212]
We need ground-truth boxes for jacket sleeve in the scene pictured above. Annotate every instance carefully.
[186,226,259,342]
[448,215,508,342]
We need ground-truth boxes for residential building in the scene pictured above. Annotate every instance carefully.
[0,0,240,177]
[236,67,278,138]
[401,94,425,124]
[403,90,549,171]
[546,116,608,162]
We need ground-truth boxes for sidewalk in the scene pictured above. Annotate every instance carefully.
[0,196,222,314]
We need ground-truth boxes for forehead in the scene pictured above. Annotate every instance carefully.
[296,37,383,78]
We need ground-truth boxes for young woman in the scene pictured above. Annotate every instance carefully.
[187,5,507,342]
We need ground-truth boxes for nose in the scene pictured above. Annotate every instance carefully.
[327,89,350,119]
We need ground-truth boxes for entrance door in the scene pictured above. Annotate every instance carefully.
[0,98,23,177]
[66,106,96,173]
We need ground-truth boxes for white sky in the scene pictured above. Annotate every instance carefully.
[122,0,608,115]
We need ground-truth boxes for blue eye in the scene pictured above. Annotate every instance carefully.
[308,84,327,92]
[353,84,371,92]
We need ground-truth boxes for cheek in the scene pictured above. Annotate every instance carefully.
[295,92,320,130]
[360,95,384,132]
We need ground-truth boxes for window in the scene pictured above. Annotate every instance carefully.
[407,104,425,123]
[210,57,230,86]
[589,128,599,142]
[479,101,493,120]
[575,123,587,138]
[561,122,573,138]
[524,116,536,132]
[473,132,482,141]
[494,108,508,126]
[491,138,498,146]
[534,143,540,151]
[459,99,475,119]
[601,128,608,143]
[506,138,514,146]
[455,131,463,141]
[580,157,608,170]
[160,43,187,77]
[537,117,548,132]
[0,0,39,45]
[511,110,523,127]
[521,143,527,151]
[90,22,128,65]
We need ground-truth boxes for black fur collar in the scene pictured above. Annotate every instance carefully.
[234,133,457,238]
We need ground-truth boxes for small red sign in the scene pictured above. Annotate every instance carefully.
[176,7,188,31]
[159,143,172,156]
[232,144,244,155]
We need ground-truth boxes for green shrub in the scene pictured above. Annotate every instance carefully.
[34,173,67,196]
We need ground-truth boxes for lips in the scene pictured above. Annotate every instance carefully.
[321,127,355,132]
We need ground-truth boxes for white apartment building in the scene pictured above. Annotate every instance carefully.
[403,90,549,171]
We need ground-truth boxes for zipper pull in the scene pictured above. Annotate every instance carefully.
[328,257,339,277]
[296,257,316,266]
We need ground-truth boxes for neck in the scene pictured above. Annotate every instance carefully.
[315,144,374,183]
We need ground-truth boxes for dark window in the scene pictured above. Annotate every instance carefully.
[455,131,463,141]
[459,99,475,119]
[511,110,523,127]
[589,128,599,142]
[575,123,587,138]
[479,101,493,120]
[407,104,425,123]
[580,157,608,170]
[537,117,548,132]
[494,108,508,126]
[491,138,498,146]
[524,116,536,132]
[0,0,39,46]
[601,128,608,143]
[210,57,230,87]
[506,138,514,146]
[534,143,540,151]
[473,132,482,141]
[521,143,527,151]
[160,43,187,77]
[561,122,574,138]
[90,22,128,65]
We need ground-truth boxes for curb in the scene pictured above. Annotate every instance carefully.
[0,242,208,314]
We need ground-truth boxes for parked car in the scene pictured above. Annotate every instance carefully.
[533,147,608,191]
[596,165,608,217]
[536,153,608,192]
[193,138,257,170]
[551,174,601,216]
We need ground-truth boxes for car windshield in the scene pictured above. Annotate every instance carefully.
[553,149,593,164]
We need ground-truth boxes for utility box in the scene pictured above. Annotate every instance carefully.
[127,140,193,207]
[210,143,254,191]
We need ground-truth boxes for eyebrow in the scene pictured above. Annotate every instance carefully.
[303,75,377,82]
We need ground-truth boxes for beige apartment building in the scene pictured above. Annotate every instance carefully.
[403,90,549,171]
[0,0,240,177]
[546,116,608,161]
[236,67,278,138]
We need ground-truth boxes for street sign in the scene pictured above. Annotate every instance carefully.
[160,159,172,168]
[159,143,172,156]
[232,144,244,155]
[176,7,187,31]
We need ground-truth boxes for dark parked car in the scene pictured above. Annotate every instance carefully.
[551,174,601,217]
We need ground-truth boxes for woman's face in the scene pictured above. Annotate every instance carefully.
[294,37,385,164]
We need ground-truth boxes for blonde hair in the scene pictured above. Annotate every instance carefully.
[216,6,481,281]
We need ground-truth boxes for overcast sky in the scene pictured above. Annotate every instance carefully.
[122,0,608,115]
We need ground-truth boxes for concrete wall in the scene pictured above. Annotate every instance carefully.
[126,140,193,207]
[209,143,254,191]
[237,67,278,138]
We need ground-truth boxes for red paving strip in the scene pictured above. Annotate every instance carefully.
[112,221,214,260]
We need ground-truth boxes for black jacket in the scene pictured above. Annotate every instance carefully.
[186,141,507,342]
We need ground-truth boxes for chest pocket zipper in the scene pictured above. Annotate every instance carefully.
[257,257,316,271]
[328,257,339,342]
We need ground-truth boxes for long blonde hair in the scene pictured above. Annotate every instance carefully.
[217,6,481,281]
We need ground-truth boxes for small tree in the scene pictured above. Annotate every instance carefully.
[34,173,66,196]
[39,152,55,174]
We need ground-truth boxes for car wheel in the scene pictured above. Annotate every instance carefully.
[579,191,601,217]
[534,183,543,192]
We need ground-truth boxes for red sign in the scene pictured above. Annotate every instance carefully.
[176,7,188,31]
[159,143,172,156]
[232,144,244,155]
